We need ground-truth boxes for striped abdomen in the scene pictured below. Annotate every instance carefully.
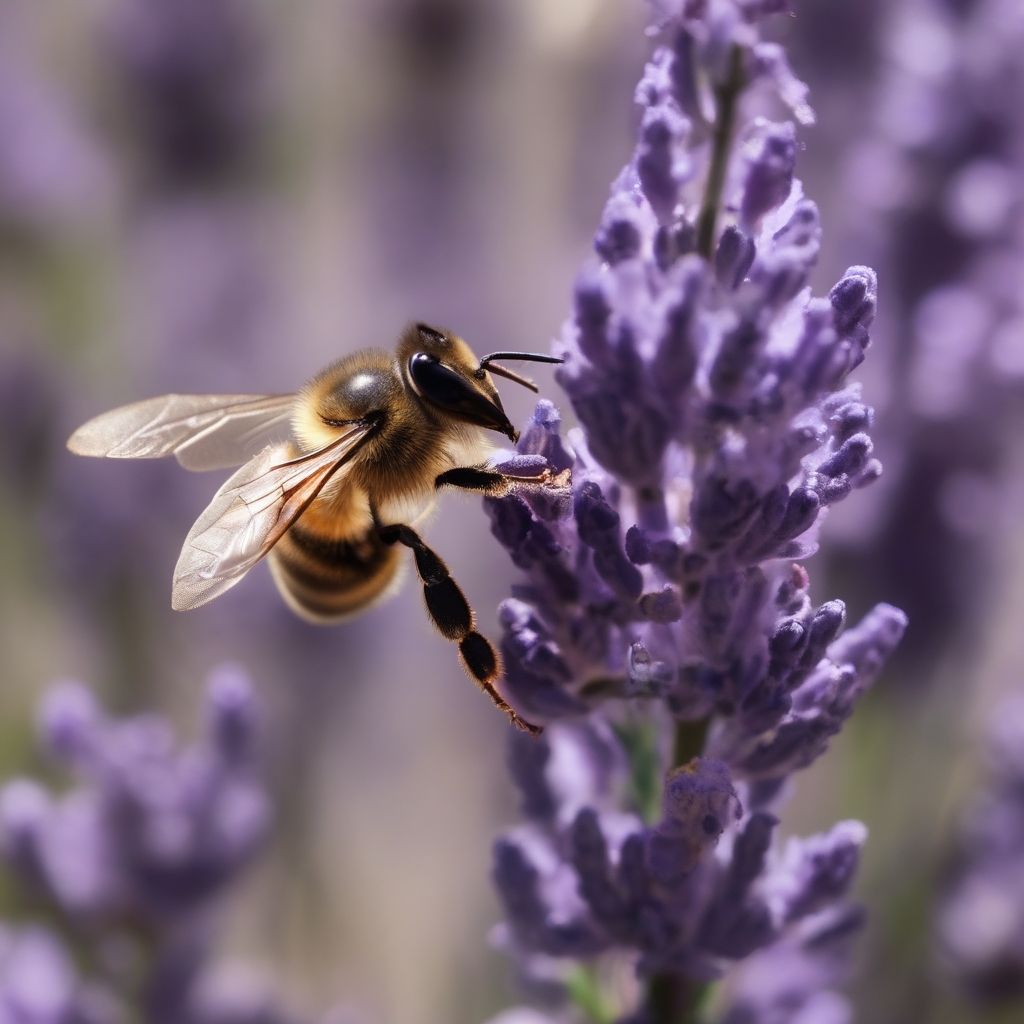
[269,524,402,623]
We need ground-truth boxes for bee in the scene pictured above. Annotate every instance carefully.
[67,323,567,734]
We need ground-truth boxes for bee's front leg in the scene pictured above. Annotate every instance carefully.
[434,464,571,498]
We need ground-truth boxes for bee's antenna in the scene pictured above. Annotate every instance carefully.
[477,351,563,394]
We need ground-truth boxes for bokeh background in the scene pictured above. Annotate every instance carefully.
[1,1,1022,1023]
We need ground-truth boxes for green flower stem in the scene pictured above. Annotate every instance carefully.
[672,715,711,770]
[645,971,712,1024]
[696,45,746,260]
[646,47,747,1010]
[566,965,617,1024]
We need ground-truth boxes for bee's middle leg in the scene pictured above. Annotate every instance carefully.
[376,522,542,735]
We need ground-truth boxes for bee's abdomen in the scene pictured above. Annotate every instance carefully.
[269,525,402,623]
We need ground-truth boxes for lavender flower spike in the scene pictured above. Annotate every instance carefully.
[0,667,310,1024]
[484,2,904,1021]
[1,666,269,922]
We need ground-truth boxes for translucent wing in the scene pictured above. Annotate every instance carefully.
[171,422,377,611]
[67,394,295,471]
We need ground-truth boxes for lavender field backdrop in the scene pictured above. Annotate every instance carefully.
[0,2,1022,1023]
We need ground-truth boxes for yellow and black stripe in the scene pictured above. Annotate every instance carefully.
[269,525,402,623]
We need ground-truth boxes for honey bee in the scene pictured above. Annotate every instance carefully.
[67,323,567,734]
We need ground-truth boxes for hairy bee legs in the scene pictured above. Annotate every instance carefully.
[434,465,570,498]
[376,522,542,735]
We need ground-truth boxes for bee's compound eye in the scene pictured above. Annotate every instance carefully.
[408,353,467,406]
[407,352,516,438]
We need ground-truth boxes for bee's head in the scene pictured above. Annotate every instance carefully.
[399,323,517,441]
[398,323,562,443]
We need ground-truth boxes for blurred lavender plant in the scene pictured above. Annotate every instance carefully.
[0,667,307,1024]
[483,2,906,1021]
[821,0,1024,667]
[0,923,120,1024]
[937,695,1024,1004]
[105,0,269,190]
[0,5,110,234]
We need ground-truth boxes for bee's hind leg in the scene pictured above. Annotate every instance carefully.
[376,522,542,736]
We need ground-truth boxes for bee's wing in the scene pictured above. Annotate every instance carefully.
[171,422,376,611]
[67,394,296,472]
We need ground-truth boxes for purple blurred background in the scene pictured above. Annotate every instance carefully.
[1,1,1022,1022]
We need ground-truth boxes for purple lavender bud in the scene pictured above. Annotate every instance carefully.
[574,481,620,537]
[692,477,760,552]
[517,401,574,474]
[829,266,877,352]
[817,476,851,507]
[652,258,705,396]
[506,733,555,823]
[667,28,700,117]
[709,320,766,402]
[774,487,820,544]
[852,459,882,489]
[654,219,697,270]
[715,226,757,290]
[206,664,259,763]
[38,683,100,763]
[637,105,688,222]
[701,897,776,960]
[699,572,742,649]
[625,526,653,566]
[829,401,873,444]
[635,47,673,108]
[740,123,796,230]
[817,434,873,479]
[767,619,808,677]
[749,41,814,126]
[0,780,50,885]
[492,838,549,938]
[771,198,820,251]
[736,485,789,560]
[571,809,631,930]
[598,191,659,266]
[499,618,588,719]
[494,454,550,479]
[795,601,847,676]
[825,603,908,680]
[492,836,602,957]
[574,483,644,599]
[770,822,867,924]
[572,273,614,365]
[727,813,778,893]
[486,493,534,555]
